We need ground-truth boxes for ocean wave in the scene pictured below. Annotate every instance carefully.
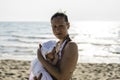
[0,43,37,48]
[0,45,37,55]
[11,34,55,39]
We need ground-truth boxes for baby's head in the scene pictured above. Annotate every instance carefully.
[46,51,55,60]
[40,40,56,59]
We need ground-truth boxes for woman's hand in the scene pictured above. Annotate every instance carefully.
[33,73,42,80]
[37,44,43,61]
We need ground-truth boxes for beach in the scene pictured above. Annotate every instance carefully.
[0,59,120,80]
[0,22,120,80]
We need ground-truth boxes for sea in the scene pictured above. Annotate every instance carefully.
[0,21,120,63]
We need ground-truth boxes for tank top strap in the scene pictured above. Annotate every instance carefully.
[58,35,71,59]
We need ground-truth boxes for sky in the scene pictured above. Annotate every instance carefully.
[0,0,120,21]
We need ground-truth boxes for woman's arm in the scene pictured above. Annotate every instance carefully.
[37,42,78,80]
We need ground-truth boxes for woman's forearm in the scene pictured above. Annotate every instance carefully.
[37,49,61,79]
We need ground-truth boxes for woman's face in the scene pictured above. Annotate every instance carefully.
[51,16,69,41]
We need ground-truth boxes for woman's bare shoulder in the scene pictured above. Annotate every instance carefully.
[63,41,78,58]
[66,41,78,51]
[67,41,77,46]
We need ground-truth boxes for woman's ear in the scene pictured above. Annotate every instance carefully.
[67,22,70,29]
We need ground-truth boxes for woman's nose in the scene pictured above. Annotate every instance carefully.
[55,27,61,32]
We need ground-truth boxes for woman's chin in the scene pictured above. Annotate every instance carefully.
[56,35,62,39]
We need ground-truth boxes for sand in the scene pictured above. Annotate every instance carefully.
[0,59,120,80]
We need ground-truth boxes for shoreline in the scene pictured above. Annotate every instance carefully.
[0,59,120,80]
[0,53,120,63]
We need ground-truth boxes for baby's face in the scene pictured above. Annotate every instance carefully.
[46,52,54,60]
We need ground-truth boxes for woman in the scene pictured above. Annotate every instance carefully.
[35,12,78,80]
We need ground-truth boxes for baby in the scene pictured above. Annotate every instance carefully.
[29,40,58,80]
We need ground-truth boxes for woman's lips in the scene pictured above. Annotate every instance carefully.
[56,33,62,35]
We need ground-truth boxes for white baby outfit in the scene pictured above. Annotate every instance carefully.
[29,40,67,80]
[29,40,56,80]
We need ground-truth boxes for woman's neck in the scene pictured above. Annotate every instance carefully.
[59,34,69,43]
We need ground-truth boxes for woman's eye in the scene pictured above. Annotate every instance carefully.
[52,26,56,28]
[52,25,64,29]
[53,26,57,28]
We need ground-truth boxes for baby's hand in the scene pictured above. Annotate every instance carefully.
[55,52,59,59]
[52,53,59,65]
